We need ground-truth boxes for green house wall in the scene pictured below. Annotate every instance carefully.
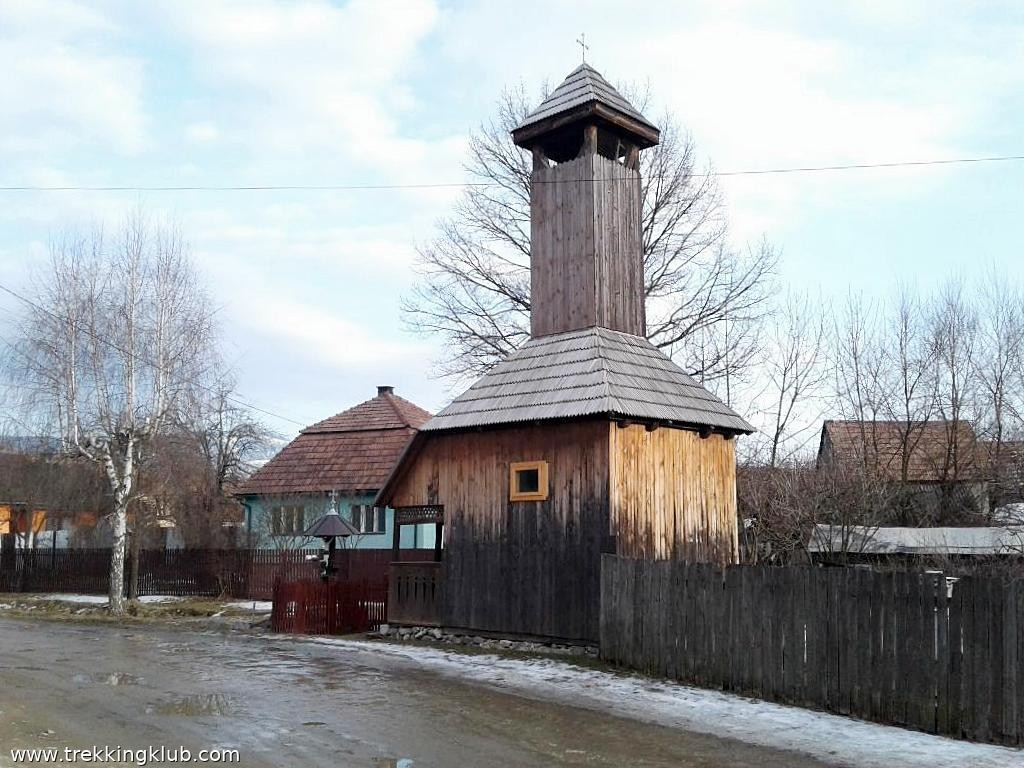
[240,491,436,551]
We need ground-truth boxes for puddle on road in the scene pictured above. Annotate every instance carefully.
[73,672,143,686]
[376,760,415,768]
[149,693,233,716]
[302,721,326,727]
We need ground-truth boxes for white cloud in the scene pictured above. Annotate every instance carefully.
[0,2,148,157]
[185,122,220,143]
[153,0,464,183]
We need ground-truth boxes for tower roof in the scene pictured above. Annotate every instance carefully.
[512,63,660,150]
[419,327,754,434]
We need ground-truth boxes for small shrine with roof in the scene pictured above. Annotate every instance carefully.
[377,63,753,643]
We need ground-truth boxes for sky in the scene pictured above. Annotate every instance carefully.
[2,0,1024,438]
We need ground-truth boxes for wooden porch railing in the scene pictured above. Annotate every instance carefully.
[388,561,443,627]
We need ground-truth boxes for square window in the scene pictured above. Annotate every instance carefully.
[517,468,540,494]
[510,461,549,502]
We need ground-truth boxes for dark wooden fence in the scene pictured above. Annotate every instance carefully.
[271,578,388,635]
[389,561,443,626]
[0,547,421,600]
[601,555,1024,747]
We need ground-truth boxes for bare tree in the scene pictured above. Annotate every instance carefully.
[830,294,888,475]
[975,270,1024,508]
[928,279,981,494]
[753,291,828,466]
[402,85,777,388]
[877,285,938,483]
[738,460,892,565]
[11,213,216,614]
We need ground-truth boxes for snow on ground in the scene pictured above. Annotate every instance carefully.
[29,594,184,605]
[223,600,273,612]
[34,594,108,604]
[303,637,1022,768]
[137,595,183,604]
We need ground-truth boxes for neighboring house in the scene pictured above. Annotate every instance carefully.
[235,386,434,550]
[377,64,754,643]
[807,523,1024,566]
[0,448,105,549]
[816,420,989,520]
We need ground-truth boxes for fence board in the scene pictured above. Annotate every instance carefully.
[600,556,1024,748]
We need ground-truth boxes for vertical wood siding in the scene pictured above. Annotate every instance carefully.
[386,421,610,642]
[609,425,738,564]
[530,154,644,338]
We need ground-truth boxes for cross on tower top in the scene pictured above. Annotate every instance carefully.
[576,33,589,63]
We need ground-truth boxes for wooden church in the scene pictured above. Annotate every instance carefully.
[377,63,754,643]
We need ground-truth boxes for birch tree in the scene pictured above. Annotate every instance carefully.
[13,213,216,614]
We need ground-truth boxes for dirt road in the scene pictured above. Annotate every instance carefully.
[0,618,836,767]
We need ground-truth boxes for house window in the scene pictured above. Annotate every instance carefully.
[510,461,549,502]
[351,505,386,534]
[271,505,306,536]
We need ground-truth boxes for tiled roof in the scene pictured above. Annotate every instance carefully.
[236,391,431,496]
[818,420,983,482]
[303,392,431,433]
[516,63,657,133]
[421,327,753,434]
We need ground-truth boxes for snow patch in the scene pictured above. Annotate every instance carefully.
[34,594,108,605]
[300,637,1022,768]
[28,594,182,605]
[223,600,273,612]
[137,595,184,604]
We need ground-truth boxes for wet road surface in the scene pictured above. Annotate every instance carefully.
[0,619,833,767]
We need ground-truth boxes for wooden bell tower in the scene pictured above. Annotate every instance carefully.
[511,64,660,339]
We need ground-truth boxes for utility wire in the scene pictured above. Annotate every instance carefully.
[0,281,309,428]
[1,154,1023,192]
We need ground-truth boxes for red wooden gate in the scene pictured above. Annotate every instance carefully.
[270,578,387,635]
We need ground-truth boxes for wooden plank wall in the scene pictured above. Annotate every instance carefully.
[601,555,1024,747]
[386,422,610,642]
[530,154,644,338]
[591,154,644,337]
[610,426,738,564]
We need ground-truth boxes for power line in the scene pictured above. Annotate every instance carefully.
[0,281,309,428]
[1,154,1023,193]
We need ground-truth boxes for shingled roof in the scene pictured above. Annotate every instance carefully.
[236,387,431,496]
[817,420,983,482]
[421,327,754,434]
[512,63,660,148]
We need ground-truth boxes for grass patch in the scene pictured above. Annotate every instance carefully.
[0,594,269,627]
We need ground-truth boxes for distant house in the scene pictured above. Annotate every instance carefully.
[235,386,434,550]
[807,523,1024,567]
[816,420,988,519]
[0,449,105,550]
